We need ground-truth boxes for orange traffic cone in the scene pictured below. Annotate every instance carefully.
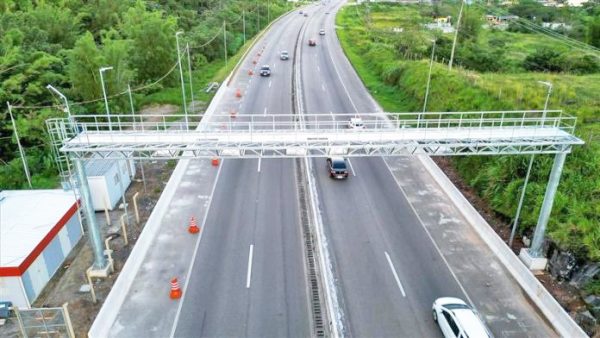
[170,278,182,299]
[235,89,242,98]
[212,157,220,166]
[188,216,200,234]
[248,69,253,76]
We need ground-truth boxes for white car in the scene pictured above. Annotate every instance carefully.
[348,117,364,129]
[319,29,326,35]
[432,298,493,338]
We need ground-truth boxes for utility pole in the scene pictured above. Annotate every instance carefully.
[224,21,228,66]
[186,43,195,116]
[6,102,32,188]
[268,0,270,23]
[99,66,113,130]
[175,31,189,129]
[448,0,464,71]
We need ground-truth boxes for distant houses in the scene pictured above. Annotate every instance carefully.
[485,14,519,29]
[424,16,455,33]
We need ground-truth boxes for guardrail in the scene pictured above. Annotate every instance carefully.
[47,110,577,135]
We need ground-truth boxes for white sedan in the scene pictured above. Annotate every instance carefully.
[432,297,493,338]
[348,117,364,129]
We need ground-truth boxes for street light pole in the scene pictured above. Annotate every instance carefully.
[223,21,228,66]
[127,84,135,115]
[538,81,553,121]
[449,0,464,70]
[243,10,246,45]
[175,31,189,128]
[6,102,32,188]
[46,85,72,120]
[99,66,113,130]
[186,43,195,116]
[422,40,436,114]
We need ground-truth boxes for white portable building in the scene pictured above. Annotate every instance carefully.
[0,190,82,308]
[85,159,135,211]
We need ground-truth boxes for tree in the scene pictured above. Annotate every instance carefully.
[121,2,177,83]
[587,17,600,48]
[66,32,103,100]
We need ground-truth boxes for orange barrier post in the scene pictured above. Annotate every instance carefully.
[212,158,220,166]
[235,89,242,98]
[170,278,182,299]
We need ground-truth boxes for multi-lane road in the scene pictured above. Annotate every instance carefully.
[100,1,558,337]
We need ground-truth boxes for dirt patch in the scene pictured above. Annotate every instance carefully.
[432,157,592,329]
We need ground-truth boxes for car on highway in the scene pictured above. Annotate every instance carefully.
[304,12,308,17]
[280,51,289,60]
[432,298,493,338]
[319,29,326,35]
[299,10,303,14]
[308,38,317,46]
[326,157,349,179]
[260,65,271,76]
[348,117,364,129]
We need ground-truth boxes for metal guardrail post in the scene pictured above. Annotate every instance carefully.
[529,152,567,257]
[62,303,76,338]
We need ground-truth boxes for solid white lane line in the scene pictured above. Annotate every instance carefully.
[246,244,254,289]
[269,80,272,88]
[385,251,407,297]
[263,107,267,116]
[347,158,357,176]
[257,158,262,172]
[317,65,320,72]
[382,158,474,305]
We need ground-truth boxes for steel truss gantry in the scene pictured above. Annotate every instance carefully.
[47,110,582,160]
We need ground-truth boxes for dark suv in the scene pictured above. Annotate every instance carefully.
[326,157,349,179]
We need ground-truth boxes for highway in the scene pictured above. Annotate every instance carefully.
[170,1,557,337]
[172,10,311,337]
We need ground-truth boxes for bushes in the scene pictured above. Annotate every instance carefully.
[524,48,600,74]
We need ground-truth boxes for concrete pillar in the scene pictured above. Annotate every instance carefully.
[74,159,107,269]
[530,152,567,257]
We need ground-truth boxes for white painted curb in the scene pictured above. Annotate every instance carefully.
[417,155,588,338]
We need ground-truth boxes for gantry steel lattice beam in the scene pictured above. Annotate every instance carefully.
[46,110,583,160]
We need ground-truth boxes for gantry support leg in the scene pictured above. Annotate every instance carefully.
[519,152,567,270]
[74,158,108,269]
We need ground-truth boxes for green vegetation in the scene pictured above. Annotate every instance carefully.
[337,3,600,260]
[0,0,294,189]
